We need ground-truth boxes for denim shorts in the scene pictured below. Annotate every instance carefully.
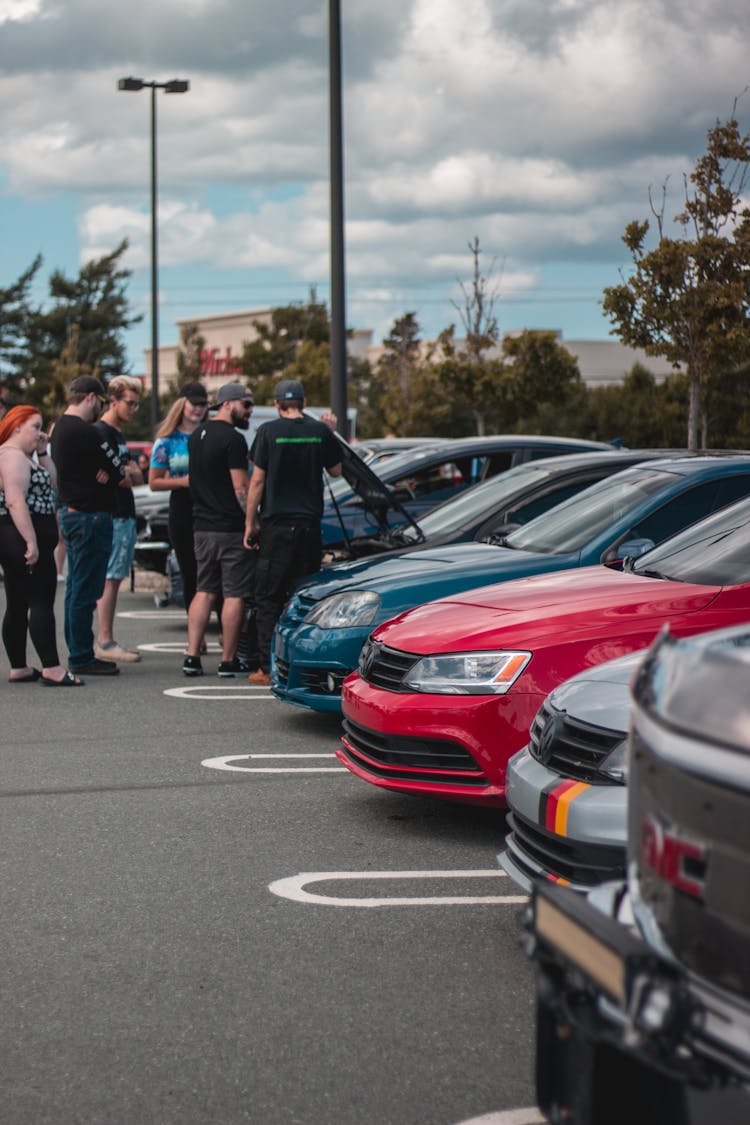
[107,516,138,580]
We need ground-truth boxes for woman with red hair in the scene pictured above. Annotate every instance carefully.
[0,406,81,685]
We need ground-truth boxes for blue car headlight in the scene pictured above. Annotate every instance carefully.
[304,590,381,629]
[404,651,531,695]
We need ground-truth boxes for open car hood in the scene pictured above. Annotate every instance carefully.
[330,431,425,549]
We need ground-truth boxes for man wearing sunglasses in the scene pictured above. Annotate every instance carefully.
[51,375,126,677]
[94,376,144,665]
[182,382,255,677]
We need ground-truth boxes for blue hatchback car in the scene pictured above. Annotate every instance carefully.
[272,456,750,713]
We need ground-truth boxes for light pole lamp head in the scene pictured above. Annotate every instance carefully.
[118,76,145,91]
[164,80,189,94]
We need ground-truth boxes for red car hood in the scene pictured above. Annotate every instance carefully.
[373,565,721,654]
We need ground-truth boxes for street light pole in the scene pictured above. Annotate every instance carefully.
[328,0,349,439]
[118,76,189,439]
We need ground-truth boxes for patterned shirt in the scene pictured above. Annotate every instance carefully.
[0,461,56,518]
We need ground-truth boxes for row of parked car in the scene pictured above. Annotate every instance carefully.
[265,435,750,1122]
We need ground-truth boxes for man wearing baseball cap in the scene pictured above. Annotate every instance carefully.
[51,375,126,676]
[182,382,255,677]
[244,379,342,685]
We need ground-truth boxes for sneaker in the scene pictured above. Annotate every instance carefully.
[70,658,120,677]
[182,655,204,677]
[247,668,271,686]
[95,641,142,664]
[217,657,250,677]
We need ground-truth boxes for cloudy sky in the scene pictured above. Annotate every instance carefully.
[1,0,748,372]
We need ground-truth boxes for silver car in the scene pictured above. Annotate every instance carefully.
[499,650,644,892]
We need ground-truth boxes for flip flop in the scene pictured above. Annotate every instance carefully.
[8,668,42,683]
[40,671,84,687]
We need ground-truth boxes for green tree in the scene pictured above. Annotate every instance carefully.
[238,291,329,402]
[498,331,586,433]
[448,236,503,434]
[0,255,42,398]
[24,240,142,407]
[603,110,750,450]
[175,322,206,387]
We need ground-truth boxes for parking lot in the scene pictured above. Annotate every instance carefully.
[2,583,541,1124]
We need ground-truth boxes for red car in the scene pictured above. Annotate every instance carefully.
[339,496,750,806]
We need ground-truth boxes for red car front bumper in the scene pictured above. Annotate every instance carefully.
[339,673,545,807]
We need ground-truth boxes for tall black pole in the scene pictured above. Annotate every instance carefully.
[149,85,159,440]
[328,0,349,439]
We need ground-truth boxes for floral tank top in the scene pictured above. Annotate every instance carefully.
[0,461,57,518]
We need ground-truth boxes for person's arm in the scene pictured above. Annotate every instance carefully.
[244,465,266,546]
[230,467,249,514]
[36,429,57,488]
[2,452,37,565]
[149,466,189,491]
[120,459,143,488]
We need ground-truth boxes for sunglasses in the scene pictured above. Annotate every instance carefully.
[96,395,109,407]
[241,399,254,409]
[122,399,140,409]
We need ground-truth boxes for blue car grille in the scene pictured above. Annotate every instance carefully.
[341,719,487,785]
[528,700,625,783]
[357,639,419,692]
[506,811,625,887]
[275,657,290,687]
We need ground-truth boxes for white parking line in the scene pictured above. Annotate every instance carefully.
[268,869,529,907]
[202,753,346,773]
[117,610,186,619]
[138,642,221,654]
[164,685,274,700]
[454,1111,543,1125]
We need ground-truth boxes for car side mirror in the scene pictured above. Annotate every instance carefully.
[615,537,655,561]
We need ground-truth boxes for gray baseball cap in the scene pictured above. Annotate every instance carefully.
[216,382,253,404]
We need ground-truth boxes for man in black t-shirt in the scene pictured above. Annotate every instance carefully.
[182,382,254,677]
[52,375,125,676]
[94,376,144,665]
[244,379,342,684]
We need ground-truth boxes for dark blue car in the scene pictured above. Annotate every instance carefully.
[322,433,615,549]
[273,456,750,713]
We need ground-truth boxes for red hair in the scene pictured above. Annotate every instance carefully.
[0,406,42,447]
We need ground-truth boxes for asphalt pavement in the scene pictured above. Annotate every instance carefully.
[1,582,539,1125]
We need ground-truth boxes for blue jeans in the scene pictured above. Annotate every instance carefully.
[59,509,113,668]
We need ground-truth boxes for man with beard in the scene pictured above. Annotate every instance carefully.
[182,382,254,677]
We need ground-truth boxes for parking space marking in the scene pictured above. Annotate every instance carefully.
[268,869,528,907]
[164,685,274,700]
[455,1111,543,1125]
[139,642,221,654]
[203,752,346,773]
[118,610,186,620]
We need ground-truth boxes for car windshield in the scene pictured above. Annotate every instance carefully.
[632,496,750,585]
[396,461,555,542]
[504,467,679,554]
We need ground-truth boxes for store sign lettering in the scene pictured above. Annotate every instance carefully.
[201,347,244,377]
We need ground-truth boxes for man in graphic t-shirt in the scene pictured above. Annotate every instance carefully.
[51,375,125,676]
[182,382,254,677]
[244,379,342,685]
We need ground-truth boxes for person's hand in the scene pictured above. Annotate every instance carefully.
[25,540,39,567]
[37,434,49,457]
[319,411,337,432]
[95,468,109,485]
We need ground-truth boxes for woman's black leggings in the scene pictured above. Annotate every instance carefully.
[0,514,60,669]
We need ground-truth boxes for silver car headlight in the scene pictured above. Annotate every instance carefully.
[404,651,531,695]
[598,738,629,783]
[304,590,381,629]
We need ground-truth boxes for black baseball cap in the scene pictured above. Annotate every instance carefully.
[180,381,208,405]
[70,375,108,400]
[274,379,305,402]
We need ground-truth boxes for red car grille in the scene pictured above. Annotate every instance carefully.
[341,719,489,786]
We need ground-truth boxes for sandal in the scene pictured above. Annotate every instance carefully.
[41,670,84,687]
[8,668,42,683]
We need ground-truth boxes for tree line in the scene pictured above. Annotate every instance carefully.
[2,111,749,449]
